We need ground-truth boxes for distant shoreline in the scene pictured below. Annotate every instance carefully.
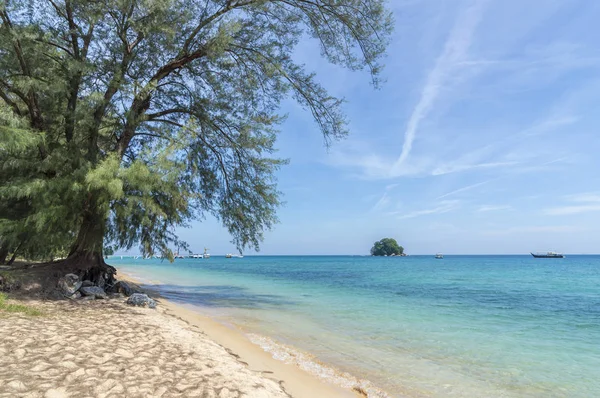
[109,253,599,258]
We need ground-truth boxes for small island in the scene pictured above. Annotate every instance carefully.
[370,238,406,256]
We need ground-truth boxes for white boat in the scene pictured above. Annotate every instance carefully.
[435,253,443,259]
[202,248,210,259]
[531,251,564,258]
[225,254,233,258]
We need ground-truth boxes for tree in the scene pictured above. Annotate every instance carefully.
[0,0,393,283]
[370,238,404,256]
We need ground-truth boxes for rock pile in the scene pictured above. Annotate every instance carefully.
[56,274,155,307]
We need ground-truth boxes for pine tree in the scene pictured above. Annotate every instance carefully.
[0,0,393,281]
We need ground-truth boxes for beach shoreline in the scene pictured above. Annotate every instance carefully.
[0,272,358,398]
[118,271,360,398]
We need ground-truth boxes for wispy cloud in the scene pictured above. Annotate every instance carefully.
[322,0,595,241]
[371,192,391,212]
[483,225,583,235]
[393,200,460,219]
[522,116,580,137]
[370,183,401,212]
[545,205,600,216]
[544,192,600,215]
[327,109,575,180]
[476,204,512,212]
[566,193,600,203]
[391,0,487,172]
[436,179,493,200]
[432,161,518,176]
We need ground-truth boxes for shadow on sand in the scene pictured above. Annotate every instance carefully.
[140,283,297,310]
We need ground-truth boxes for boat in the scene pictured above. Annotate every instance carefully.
[225,254,233,258]
[435,253,443,259]
[202,248,210,259]
[531,251,564,258]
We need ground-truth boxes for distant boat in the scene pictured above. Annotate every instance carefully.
[202,248,210,259]
[435,253,443,259]
[531,251,565,258]
[225,254,233,258]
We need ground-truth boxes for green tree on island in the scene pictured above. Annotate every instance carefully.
[0,1,393,282]
[370,238,404,256]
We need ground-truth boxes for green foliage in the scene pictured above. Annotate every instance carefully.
[371,238,404,256]
[0,0,393,260]
[0,292,43,316]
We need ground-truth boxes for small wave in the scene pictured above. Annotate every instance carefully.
[246,333,393,398]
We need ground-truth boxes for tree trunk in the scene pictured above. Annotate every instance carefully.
[6,240,23,266]
[0,241,9,264]
[6,251,18,266]
[65,204,116,287]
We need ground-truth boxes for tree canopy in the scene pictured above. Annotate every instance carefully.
[0,0,393,274]
[370,238,404,256]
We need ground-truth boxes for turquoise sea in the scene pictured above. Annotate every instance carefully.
[109,255,600,397]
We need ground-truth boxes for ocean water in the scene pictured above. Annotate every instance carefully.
[109,255,600,397]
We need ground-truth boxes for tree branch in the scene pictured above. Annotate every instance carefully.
[148,118,232,194]
[0,9,44,131]
[34,38,73,56]
[181,0,257,54]
[64,0,80,58]
[118,46,209,156]
[0,88,23,116]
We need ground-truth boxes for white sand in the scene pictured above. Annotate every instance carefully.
[0,294,356,398]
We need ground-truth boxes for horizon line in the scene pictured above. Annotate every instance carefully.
[110,253,599,257]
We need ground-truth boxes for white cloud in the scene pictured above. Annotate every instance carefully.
[544,205,600,216]
[483,225,582,235]
[476,204,512,212]
[370,183,401,212]
[565,193,600,203]
[432,161,518,176]
[327,146,432,179]
[544,192,600,215]
[436,180,493,200]
[391,0,487,173]
[323,0,594,191]
[393,200,460,219]
[371,191,391,212]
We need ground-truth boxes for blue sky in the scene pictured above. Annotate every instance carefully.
[168,0,600,255]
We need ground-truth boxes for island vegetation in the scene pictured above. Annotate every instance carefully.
[0,0,393,285]
[370,238,405,256]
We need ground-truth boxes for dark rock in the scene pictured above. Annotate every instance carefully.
[66,291,82,300]
[97,275,106,289]
[80,286,107,299]
[57,274,82,296]
[79,295,96,301]
[81,280,94,288]
[126,293,156,309]
[113,281,135,297]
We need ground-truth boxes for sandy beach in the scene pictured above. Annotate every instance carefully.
[0,274,356,398]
